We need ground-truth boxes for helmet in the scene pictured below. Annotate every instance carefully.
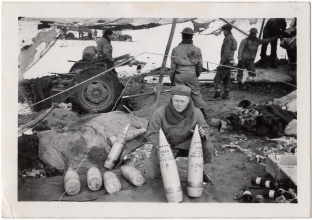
[181,27,194,35]
[249,28,258,34]
[237,100,251,109]
[221,24,232,31]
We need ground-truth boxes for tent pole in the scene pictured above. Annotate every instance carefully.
[219,18,248,36]
[153,18,177,109]
[259,18,266,39]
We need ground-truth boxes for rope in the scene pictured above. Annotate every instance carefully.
[145,52,297,88]
[31,52,146,107]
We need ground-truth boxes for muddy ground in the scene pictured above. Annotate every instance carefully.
[18,76,296,203]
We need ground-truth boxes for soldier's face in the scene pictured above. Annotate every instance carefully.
[172,95,190,112]
[223,29,229,36]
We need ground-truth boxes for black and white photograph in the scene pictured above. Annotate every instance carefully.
[2,2,311,218]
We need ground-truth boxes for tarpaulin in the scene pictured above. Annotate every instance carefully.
[38,112,149,172]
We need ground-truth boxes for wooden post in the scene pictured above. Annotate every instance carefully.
[259,18,266,39]
[219,18,248,36]
[153,18,177,110]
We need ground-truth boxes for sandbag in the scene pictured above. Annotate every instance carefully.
[38,112,148,172]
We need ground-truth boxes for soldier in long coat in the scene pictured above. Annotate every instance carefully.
[143,85,214,183]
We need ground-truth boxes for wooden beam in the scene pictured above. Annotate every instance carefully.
[259,18,266,39]
[153,18,177,110]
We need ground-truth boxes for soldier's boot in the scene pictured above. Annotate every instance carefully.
[238,82,244,91]
[213,91,221,99]
[221,91,230,99]
[200,108,209,119]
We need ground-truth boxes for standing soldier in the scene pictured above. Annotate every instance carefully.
[213,24,237,99]
[259,18,287,68]
[237,28,277,90]
[170,27,208,119]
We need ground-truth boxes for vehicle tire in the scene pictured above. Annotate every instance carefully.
[69,66,123,113]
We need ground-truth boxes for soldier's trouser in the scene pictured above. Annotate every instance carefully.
[214,64,232,92]
[237,59,256,83]
[143,141,214,180]
[174,72,206,109]
[260,37,278,61]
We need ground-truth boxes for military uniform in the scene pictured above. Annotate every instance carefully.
[143,85,214,180]
[260,18,287,67]
[96,37,113,60]
[170,41,206,109]
[214,32,237,92]
[237,34,277,83]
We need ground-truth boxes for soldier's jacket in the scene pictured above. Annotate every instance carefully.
[170,42,203,77]
[220,33,237,64]
[238,37,276,61]
[146,105,212,164]
[96,37,113,59]
[263,18,287,38]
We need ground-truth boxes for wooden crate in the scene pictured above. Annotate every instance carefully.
[266,155,297,182]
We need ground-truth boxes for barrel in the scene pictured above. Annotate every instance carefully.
[158,128,183,203]
[103,171,121,194]
[104,124,129,169]
[107,128,146,146]
[187,124,203,197]
[121,165,145,186]
[87,166,102,191]
[64,168,81,196]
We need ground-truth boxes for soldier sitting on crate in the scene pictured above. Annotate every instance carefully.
[236,28,277,90]
[143,85,214,184]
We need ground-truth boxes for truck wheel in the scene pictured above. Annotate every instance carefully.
[69,66,123,113]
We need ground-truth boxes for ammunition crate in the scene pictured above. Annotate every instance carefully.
[265,155,297,182]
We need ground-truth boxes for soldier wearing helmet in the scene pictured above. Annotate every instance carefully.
[170,27,208,119]
[236,27,277,90]
[213,24,237,99]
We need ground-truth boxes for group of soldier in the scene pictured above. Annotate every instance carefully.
[169,18,286,119]
[142,18,287,182]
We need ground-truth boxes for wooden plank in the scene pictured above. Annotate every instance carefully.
[259,18,266,39]
[153,18,177,109]
[279,166,297,185]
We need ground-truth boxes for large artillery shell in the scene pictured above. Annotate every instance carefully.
[103,171,121,194]
[187,124,204,197]
[107,128,146,146]
[64,168,81,196]
[121,165,145,186]
[104,124,129,169]
[158,128,183,203]
[87,166,102,191]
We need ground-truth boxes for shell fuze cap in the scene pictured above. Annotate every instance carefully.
[249,28,258,34]
[221,24,232,31]
[171,85,192,96]
[181,27,194,35]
